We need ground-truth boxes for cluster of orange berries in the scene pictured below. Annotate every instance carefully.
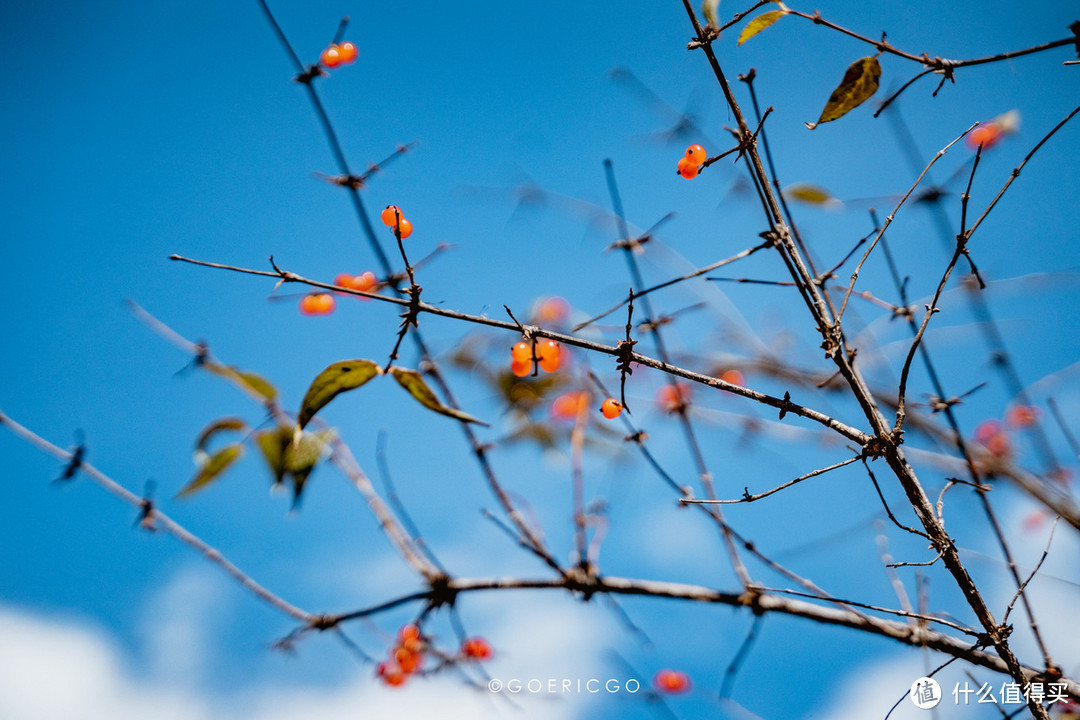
[380,205,414,238]
[461,636,493,660]
[299,293,335,315]
[511,339,562,377]
[335,270,378,295]
[320,41,358,68]
[677,144,706,179]
[654,669,691,694]
[376,624,426,687]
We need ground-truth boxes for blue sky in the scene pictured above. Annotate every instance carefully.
[2,0,1080,718]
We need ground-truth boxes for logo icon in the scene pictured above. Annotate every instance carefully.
[910,677,942,709]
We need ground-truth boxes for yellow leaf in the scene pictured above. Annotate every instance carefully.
[390,367,488,426]
[737,10,786,46]
[783,183,842,208]
[806,56,881,129]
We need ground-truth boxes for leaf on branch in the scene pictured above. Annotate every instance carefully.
[254,426,291,486]
[253,425,334,506]
[390,366,488,426]
[737,10,786,46]
[204,363,279,402]
[783,182,843,209]
[194,417,248,453]
[236,371,278,402]
[806,56,881,129]
[178,443,244,498]
[297,359,382,429]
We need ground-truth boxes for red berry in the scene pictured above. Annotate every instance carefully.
[974,419,1003,443]
[685,144,707,164]
[462,637,493,660]
[321,45,342,68]
[338,41,358,64]
[677,157,699,180]
[600,398,623,419]
[654,669,691,694]
[380,206,402,227]
[396,218,414,239]
[1006,405,1039,428]
[537,339,561,373]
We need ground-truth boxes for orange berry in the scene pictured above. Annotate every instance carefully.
[966,123,1003,150]
[1006,404,1039,428]
[380,206,402,227]
[401,637,424,655]
[399,624,421,642]
[396,218,414,239]
[320,45,342,68]
[656,383,691,413]
[685,144,707,165]
[983,432,1012,458]
[511,341,532,362]
[551,391,589,421]
[462,637,493,660]
[300,293,335,315]
[600,398,623,419]
[383,670,406,687]
[334,272,353,288]
[535,296,570,325]
[537,339,561,373]
[677,157,699,180]
[338,41,358,64]
[394,647,421,673]
[354,271,378,293]
[511,358,532,377]
[654,669,691,694]
[720,369,745,386]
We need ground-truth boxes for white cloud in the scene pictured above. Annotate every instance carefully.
[0,569,616,720]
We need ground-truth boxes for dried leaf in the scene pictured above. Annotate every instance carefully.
[737,10,785,46]
[297,359,382,429]
[194,417,248,452]
[178,443,244,498]
[283,429,333,507]
[390,366,488,426]
[806,56,881,129]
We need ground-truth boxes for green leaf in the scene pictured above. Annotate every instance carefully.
[390,366,488,426]
[806,56,881,129]
[297,359,382,429]
[737,10,785,45]
[236,371,278,402]
[204,363,278,403]
[178,443,244,498]
[194,417,248,453]
[284,429,333,507]
[254,426,291,485]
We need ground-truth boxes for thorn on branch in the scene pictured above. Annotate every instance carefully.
[53,431,86,484]
[777,391,793,421]
[293,64,325,85]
